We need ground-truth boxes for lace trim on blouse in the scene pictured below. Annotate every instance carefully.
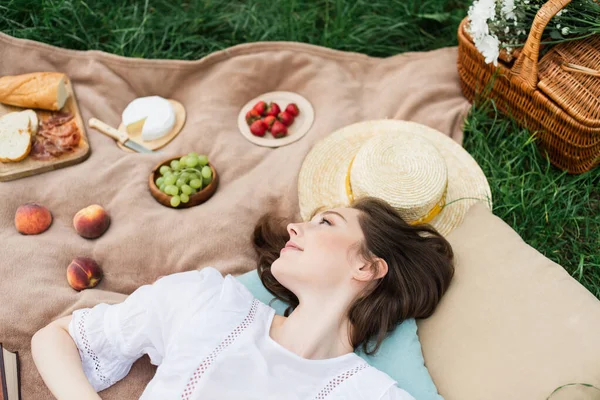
[76,309,115,388]
[181,298,260,399]
[314,362,370,399]
[179,297,372,399]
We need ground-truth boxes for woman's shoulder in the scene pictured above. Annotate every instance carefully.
[378,385,416,400]
[155,266,224,288]
[344,363,415,400]
[163,266,255,298]
[145,267,226,312]
[220,271,257,310]
[361,366,415,400]
[153,267,256,318]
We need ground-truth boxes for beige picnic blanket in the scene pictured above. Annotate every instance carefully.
[0,31,469,399]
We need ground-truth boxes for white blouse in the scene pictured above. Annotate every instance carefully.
[68,267,415,400]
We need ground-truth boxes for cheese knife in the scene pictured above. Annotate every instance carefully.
[88,118,156,154]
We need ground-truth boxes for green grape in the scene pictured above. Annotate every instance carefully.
[197,155,208,166]
[159,165,171,175]
[176,178,187,187]
[189,179,202,189]
[170,195,181,207]
[202,175,212,186]
[185,156,198,168]
[156,177,165,187]
[164,174,175,183]
[189,187,197,195]
[188,151,199,158]
[180,172,190,181]
[180,193,190,203]
[201,166,212,179]
[180,156,188,165]
[170,160,181,170]
[165,184,178,196]
[159,183,167,192]
[188,173,199,181]
[164,175,177,186]
[181,184,193,195]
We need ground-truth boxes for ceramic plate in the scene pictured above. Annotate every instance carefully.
[237,91,314,148]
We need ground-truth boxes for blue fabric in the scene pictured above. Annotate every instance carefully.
[236,270,444,400]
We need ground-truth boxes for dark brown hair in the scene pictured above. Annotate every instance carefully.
[252,196,454,355]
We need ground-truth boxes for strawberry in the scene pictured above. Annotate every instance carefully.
[249,120,268,137]
[271,120,288,138]
[277,111,295,126]
[245,109,261,125]
[263,115,277,130]
[253,101,267,116]
[265,102,281,117]
[285,103,299,116]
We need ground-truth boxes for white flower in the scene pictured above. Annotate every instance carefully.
[467,0,511,65]
[562,26,570,35]
[467,0,497,39]
[501,0,516,20]
[475,34,501,65]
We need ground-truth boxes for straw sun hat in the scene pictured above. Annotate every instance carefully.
[297,120,492,236]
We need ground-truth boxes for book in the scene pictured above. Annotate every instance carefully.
[0,343,21,400]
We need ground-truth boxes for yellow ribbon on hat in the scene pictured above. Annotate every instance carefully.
[345,155,357,203]
[345,155,447,226]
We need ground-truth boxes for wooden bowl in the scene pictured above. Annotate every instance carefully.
[148,156,219,209]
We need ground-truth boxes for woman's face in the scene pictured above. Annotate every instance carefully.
[271,207,369,298]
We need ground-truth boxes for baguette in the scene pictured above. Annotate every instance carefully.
[0,72,70,111]
[0,110,35,162]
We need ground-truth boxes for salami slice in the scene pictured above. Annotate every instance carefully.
[30,112,81,160]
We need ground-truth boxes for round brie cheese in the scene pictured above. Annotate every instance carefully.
[122,96,176,141]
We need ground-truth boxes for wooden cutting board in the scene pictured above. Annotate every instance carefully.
[0,77,90,182]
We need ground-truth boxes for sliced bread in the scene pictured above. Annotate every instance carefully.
[0,110,35,162]
[21,109,38,135]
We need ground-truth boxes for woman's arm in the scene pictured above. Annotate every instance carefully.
[30,269,222,399]
[31,315,102,400]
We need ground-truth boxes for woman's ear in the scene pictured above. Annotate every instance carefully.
[354,258,388,282]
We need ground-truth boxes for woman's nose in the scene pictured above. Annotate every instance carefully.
[287,222,302,237]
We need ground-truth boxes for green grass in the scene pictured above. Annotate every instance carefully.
[464,102,600,298]
[1,0,598,298]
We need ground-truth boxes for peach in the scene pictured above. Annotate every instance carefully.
[73,204,110,239]
[67,257,103,291]
[14,203,53,235]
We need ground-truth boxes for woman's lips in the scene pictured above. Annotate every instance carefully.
[283,241,303,251]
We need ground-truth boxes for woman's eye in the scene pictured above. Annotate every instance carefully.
[319,217,332,226]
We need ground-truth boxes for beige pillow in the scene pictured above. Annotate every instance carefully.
[417,203,600,400]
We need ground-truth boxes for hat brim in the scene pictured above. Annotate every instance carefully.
[297,120,492,236]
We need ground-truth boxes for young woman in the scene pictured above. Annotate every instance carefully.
[32,196,454,399]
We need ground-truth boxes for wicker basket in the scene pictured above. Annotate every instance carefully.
[458,0,600,174]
